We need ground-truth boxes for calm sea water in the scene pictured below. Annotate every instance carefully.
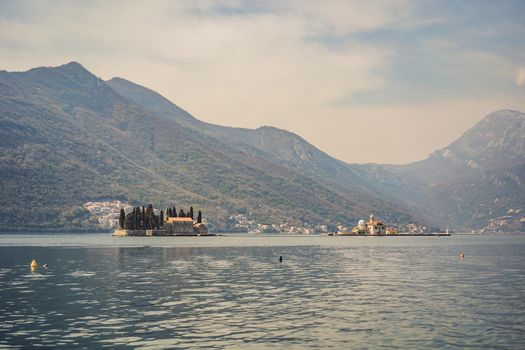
[0,234,524,349]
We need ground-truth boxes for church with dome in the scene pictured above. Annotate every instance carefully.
[338,215,398,235]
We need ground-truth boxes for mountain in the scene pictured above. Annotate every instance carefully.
[108,79,361,182]
[352,110,525,231]
[2,62,522,232]
[407,109,525,185]
[0,62,421,232]
[107,76,525,232]
[403,110,525,230]
[107,78,400,200]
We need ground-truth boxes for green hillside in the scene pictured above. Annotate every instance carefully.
[0,62,420,232]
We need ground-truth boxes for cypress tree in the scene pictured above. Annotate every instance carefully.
[133,207,139,230]
[160,210,164,227]
[125,212,133,230]
[146,204,153,230]
[179,209,185,217]
[189,206,194,220]
[197,211,202,224]
[141,207,146,229]
[119,209,125,229]
[173,206,177,217]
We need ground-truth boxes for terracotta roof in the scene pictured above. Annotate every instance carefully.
[368,220,384,225]
[166,217,194,223]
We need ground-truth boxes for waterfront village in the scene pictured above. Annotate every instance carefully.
[84,201,132,228]
[475,208,525,233]
[84,201,436,235]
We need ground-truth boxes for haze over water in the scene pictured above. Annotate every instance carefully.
[0,234,524,349]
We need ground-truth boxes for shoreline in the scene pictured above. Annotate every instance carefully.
[335,233,452,237]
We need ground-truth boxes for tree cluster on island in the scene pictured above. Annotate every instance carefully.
[119,205,203,230]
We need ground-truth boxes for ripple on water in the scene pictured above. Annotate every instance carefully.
[0,238,525,349]
[67,271,96,277]
[23,273,51,280]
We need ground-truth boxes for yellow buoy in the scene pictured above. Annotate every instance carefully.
[30,259,38,268]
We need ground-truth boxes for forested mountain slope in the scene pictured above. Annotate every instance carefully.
[0,62,420,231]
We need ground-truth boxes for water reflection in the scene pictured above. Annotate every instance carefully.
[0,237,524,349]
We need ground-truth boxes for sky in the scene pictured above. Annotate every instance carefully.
[0,0,524,164]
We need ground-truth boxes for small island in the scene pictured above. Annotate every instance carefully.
[337,215,450,236]
[113,205,213,236]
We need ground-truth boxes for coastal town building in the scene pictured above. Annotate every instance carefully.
[476,208,525,233]
[193,223,209,234]
[349,219,367,234]
[367,215,386,235]
[164,217,195,235]
[228,214,330,233]
[84,200,132,228]
[386,227,399,235]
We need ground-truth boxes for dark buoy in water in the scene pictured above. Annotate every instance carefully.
[279,256,283,263]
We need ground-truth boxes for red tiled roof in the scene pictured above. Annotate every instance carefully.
[166,217,194,222]
[368,220,384,225]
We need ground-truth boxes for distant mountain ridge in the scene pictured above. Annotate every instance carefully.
[396,109,525,230]
[108,75,525,231]
[0,62,522,232]
[351,109,525,231]
[0,62,421,232]
[107,78,401,197]
[407,109,525,184]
